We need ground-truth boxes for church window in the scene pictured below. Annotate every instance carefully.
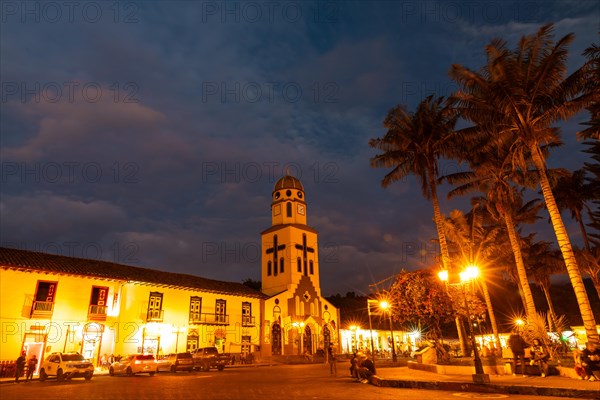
[286,190,292,197]
[297,191,303,198]
[297,257,301,272]
[309,260,314,275]
[295,296,300,315]
[267,261,272,276]
[280,257,284,273]
[299,301,305,316]
[286,202,292,217]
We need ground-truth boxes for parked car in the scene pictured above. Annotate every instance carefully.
[38,352,94,381]
[192,347,228,371]
[109,354,157,376]
[156,353,194,373]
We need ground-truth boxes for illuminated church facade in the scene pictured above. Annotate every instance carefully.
[260,176,340,356]
[0,175,340,367]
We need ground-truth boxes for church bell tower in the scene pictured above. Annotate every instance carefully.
[261,175,321,297]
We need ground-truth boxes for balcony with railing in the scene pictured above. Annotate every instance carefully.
[146,309,164,322]
[242,315,256,327]
[188,312,229,325]
[88,304,108,321]
[30,301,54,318]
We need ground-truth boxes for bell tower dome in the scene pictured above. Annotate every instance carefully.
[271,175,307,226]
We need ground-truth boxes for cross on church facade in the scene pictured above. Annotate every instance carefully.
[265,235,286,276]
[295,234,314,276]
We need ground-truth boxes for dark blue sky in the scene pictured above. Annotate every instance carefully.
[1,1,598,295]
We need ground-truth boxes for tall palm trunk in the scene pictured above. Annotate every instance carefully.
[429,171,468,356]
[503,212,538,318]
[531,147,599,344]
[541,284,558,332]
[574,209,591,252]
[479,279,501,353]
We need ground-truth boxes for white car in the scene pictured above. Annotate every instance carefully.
[109,354,157,376]
[39,352,94,381]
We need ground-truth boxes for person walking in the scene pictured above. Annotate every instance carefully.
[15,351,26,383]
[529,338,550,377]
[327,344,337,376]
[25,354,37,382]
[507,332,527,376]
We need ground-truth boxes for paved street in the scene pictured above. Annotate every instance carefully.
[0,364,586,400]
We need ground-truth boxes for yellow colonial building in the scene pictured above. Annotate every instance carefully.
[0,248,264,371]
[0,175,341,369]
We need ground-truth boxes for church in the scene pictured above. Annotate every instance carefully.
[260,175,340,357]
[0,175,340,365]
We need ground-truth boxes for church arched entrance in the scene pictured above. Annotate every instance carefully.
[303,325,312,354]
[271,324,282,355]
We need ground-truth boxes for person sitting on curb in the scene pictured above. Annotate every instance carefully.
[350,352,360,381]
[356,353,375,384]
[529,338,550,377]
[581,342,600,382]
[573,347,589,380]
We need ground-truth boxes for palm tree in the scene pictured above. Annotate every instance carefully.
[578,41,599,141]
[575,247,600,300]
[449,24,599,343]
[370,95,457,271]
[443,205,502,351]
[369,95,466,351]
[552,170,593,251]
[442,137,541,319]
[523,238,565,330]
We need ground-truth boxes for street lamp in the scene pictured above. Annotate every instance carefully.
[172,325,187,353]
[349,325,359,353]
[439,267,490,384]
[379,300,397,363]
[367,299,378,372]
[292,322,305,355]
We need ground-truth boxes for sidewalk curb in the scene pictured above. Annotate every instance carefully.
[371,376,600,399]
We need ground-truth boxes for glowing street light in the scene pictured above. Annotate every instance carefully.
[439,266,490,384]
[379,300,397,363]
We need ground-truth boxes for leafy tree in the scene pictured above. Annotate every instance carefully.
[387,269,459,361]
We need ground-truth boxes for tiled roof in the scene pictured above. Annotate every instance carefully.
[0,247,266,299]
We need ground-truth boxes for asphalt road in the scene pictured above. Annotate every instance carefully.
[0,364,582,400]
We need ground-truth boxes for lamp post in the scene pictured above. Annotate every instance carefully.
[349,325,359,353]
[439,267,490,384]
[172,326,186,353]
[367,299,378,372]
[379,301,397,363]
[293,322,305,355]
